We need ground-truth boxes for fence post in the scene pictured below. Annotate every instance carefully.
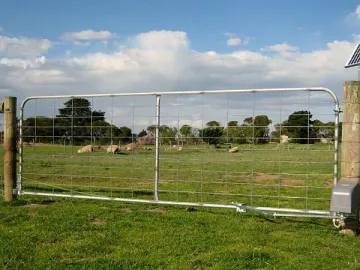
[340,81,360,234]
[3,97,17,202]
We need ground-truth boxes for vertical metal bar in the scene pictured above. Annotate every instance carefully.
[18,103,24,195]
[154,95,161,201]
[333,100,340,184]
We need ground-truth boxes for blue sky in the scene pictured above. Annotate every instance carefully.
[0,1,360,127]
[1,0,359,54]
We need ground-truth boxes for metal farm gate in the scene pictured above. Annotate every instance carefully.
[17,88,341,219]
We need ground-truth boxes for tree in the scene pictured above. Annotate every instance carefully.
[227,121,238,127]
[146,125,156,135]
[138,129,147,137]
[239,115,272,144]
[180,124,192,145]
[57,98,105,123]
[286,110,315,144]
[159,125,177,145]
[253,115,272,143]
[118,126,133,143]
[91,120,113,144]
[223,121,242,144]
[202,121,224,147]
[56,98,106,145]
[22,116,54,143]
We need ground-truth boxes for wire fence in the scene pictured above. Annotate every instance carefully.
[0,117,3,197]
[18,88,340,213]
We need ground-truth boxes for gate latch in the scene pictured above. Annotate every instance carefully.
[235,203,247,213]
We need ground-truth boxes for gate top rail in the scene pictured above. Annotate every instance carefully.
[20,87,339,109]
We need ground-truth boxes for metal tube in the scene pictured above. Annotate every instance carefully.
[240,205,333,215]
[334,101,340,184]
[272,213,339,219]
[154,95,161,201]
[22,192,237,209]
[21,191,340,218]
[18,105,24,195]
[20,87,339,106]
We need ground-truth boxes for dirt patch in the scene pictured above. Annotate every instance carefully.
[253,174,305,185]
[91,218,105,225]
[120,207,132,213]
[147,208,166,214]
[28,211,38,217]
[21,201,56,208]
[326,181,334,187]
[24,143,55,147]
[282,179,305,185]
[255,174,279,182]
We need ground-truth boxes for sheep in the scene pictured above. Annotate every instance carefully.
[228,146,239,153]
[77,145,94,153]
[125,143,138,151]
[107,145,120,154]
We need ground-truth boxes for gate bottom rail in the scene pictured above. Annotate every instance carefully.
[21,191,343,222]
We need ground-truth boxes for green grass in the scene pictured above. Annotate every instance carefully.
[1,198,360,269]
[18,143,336,210]
[2,143,358,269]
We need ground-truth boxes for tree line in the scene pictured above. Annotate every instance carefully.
[21,98,341,146]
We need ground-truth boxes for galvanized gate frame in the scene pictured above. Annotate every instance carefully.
[17,88,344,223]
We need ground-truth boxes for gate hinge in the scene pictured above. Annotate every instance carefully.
[334,108,343,113]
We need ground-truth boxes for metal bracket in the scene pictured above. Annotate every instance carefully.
[235,203,247,213]
[334,108,343,113]
[16,173,22,195]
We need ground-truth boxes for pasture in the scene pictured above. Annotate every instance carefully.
[20,142,335,210]
[2,143,360,269]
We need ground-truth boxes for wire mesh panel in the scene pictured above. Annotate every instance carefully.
[0,116,3,197]
[20,95,157,201]
[19,88,340,213]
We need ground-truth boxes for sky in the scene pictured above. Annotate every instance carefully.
[1,1,360,131]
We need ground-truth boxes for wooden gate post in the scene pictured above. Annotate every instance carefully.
[2,97,17,202]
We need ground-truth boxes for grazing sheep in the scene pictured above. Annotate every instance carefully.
[77,145,94,153]
[125,143,138,151]
[178,146,183,151]
[165,147,172,151]
[278,135,290,150]
[107,145,120,154]
[280,135,289,144]
[228,146,239,153]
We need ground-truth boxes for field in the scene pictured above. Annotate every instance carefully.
[20,142,336,210]
[2,143,360,269]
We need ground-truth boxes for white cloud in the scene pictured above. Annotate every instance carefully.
[73,40,91,47]
[62,29,115,40]
[0,35,52,57]
[346,5,360,24]
[0,56,46,69]
[261,43,299,53]
[224,33,252,46]
[227,38,242,46]
[65,50,72,56]
[1,30,359,128]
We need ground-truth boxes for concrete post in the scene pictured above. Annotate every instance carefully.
[3,97,17,202]
[340,81,360,235]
